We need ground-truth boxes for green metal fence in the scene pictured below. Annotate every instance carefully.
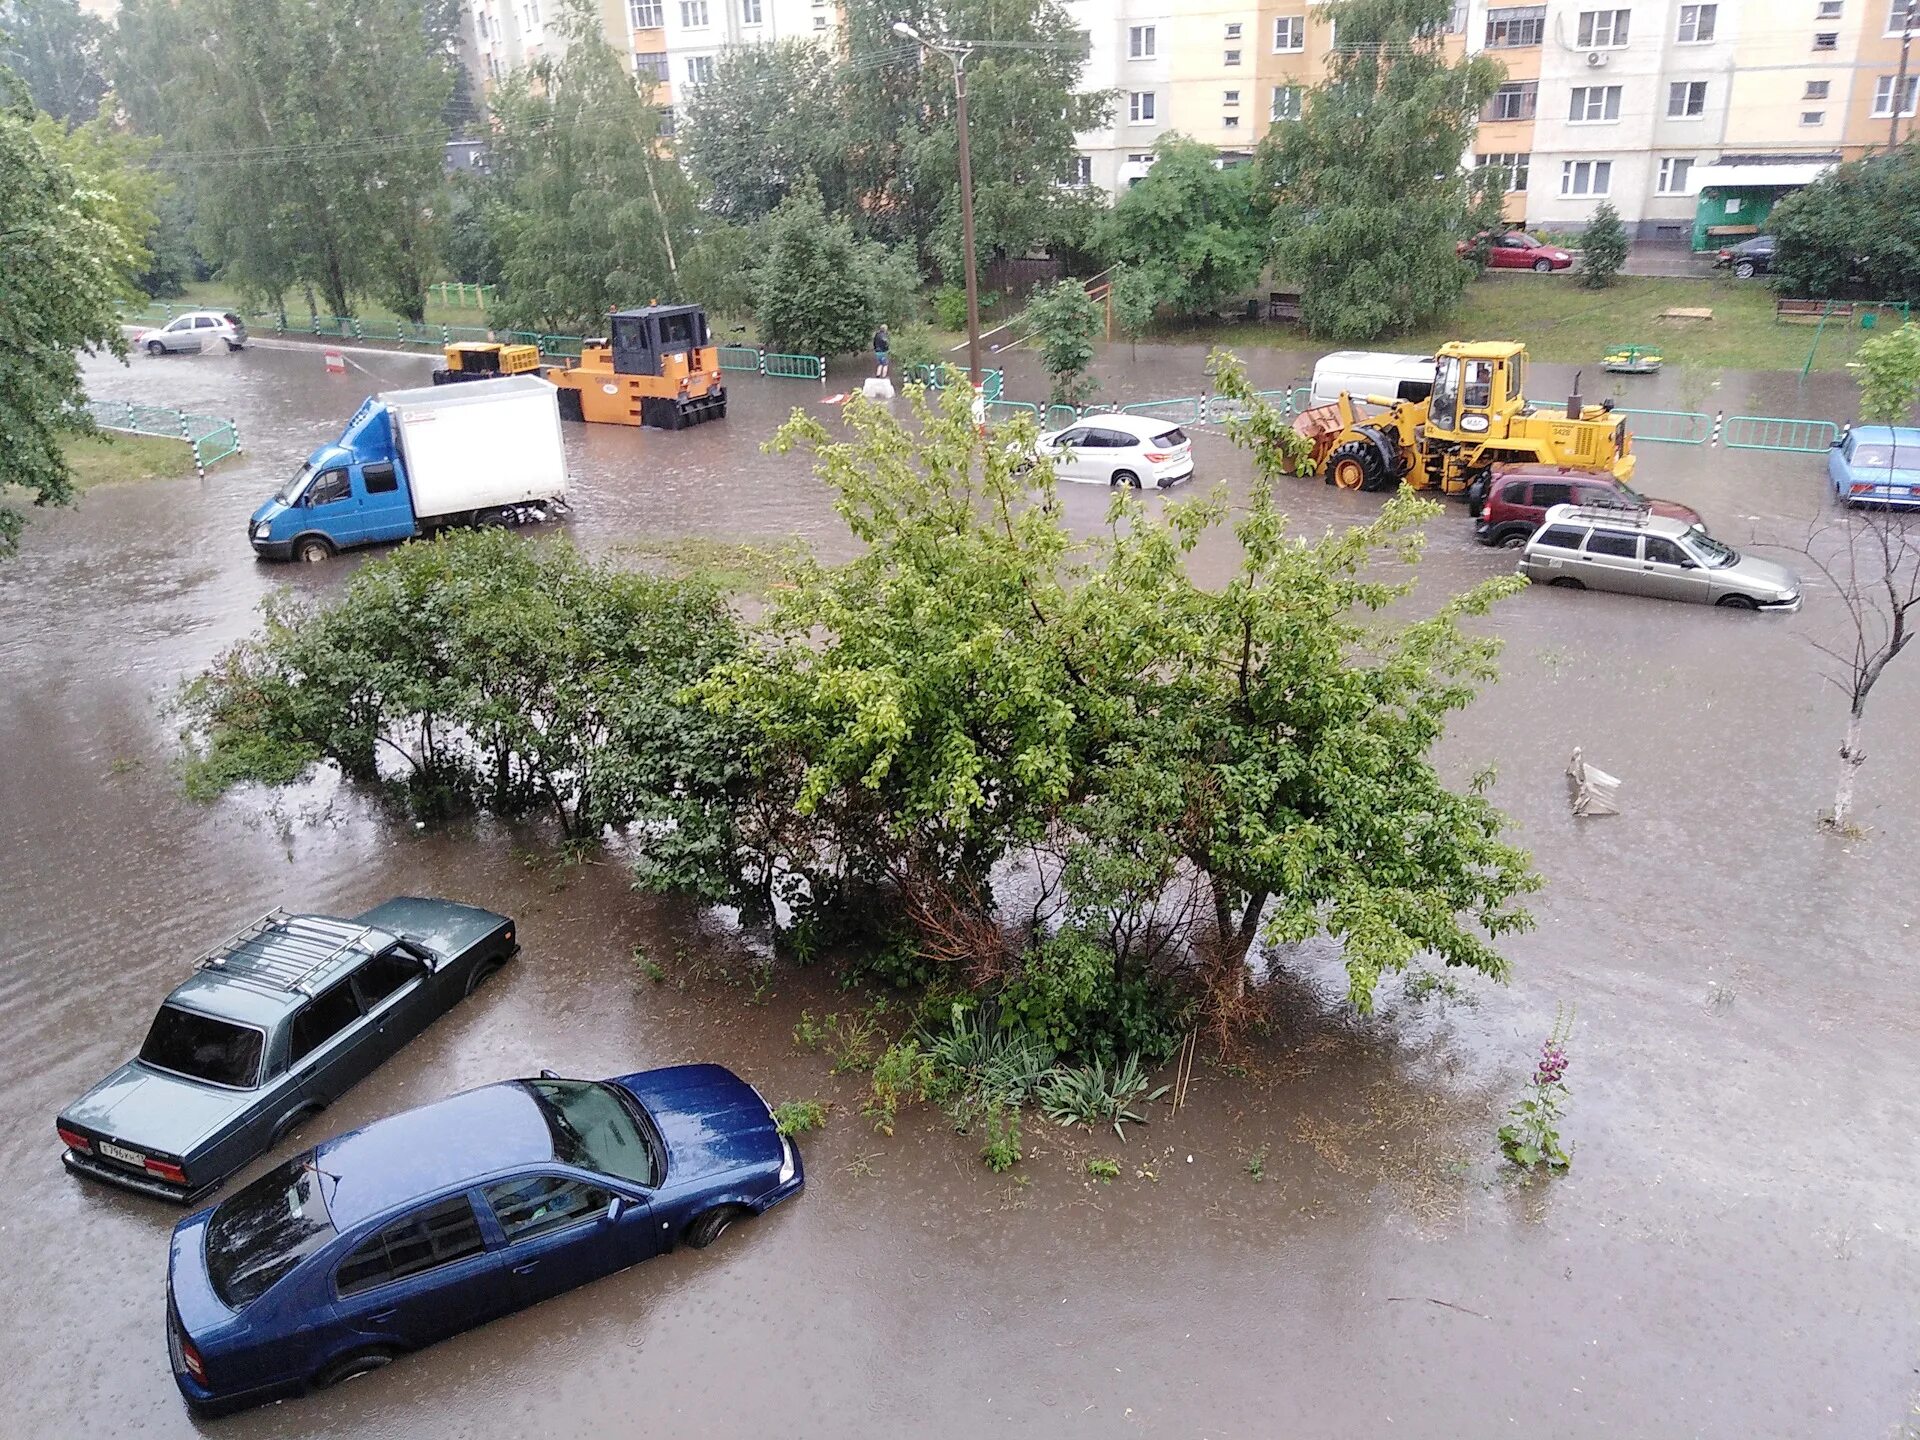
[763,351,827,381]
[1723,415,1839,453]
[1042,404,1082,429]
[89,399,241,477]
[1120,396,1206,425]
[718,345,763,372]
[430,282,498,310]
[985,400,1041,424]
[1619,408,1713,445]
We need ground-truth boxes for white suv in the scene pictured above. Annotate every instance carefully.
[1033,412,1194,489]
[135,310,249,355]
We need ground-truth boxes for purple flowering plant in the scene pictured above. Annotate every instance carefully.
[1499,1007,1574,1172]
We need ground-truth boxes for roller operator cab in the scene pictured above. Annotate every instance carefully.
[1297,340,1636,502]
[547,304,727,430]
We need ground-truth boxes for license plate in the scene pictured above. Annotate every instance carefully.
[100,1141,146,1166]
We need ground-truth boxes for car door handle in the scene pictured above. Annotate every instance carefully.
[366,1309,397,1322]
[512,1262,539,1275]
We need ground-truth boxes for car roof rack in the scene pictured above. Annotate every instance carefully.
[193,910,379,997]
[1554,503,1658,528]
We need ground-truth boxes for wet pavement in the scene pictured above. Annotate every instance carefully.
[3,339,1917,1438]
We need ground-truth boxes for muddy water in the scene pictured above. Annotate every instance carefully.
[2,339,1916,1439]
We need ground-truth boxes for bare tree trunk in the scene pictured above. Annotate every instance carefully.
[1831,704,1867,829]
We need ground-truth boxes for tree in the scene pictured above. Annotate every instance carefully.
[1107,263,1158,359]
[1579,200,1628,289]
[1855,320,1920,424]
[0,92,134,553]
[680,41,850,224]
[754,185,917,357]
[1257,0,1504,342]
[1019,279,1101,407]
[0,0,108,124]
[111,0,453,319]
[1768,141,1920,301]
[1099,138,1267,320]
[483,1,696,332]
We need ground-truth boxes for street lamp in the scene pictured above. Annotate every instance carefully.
[893,19,983,391]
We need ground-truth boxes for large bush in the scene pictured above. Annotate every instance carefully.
[1769,141,1920,300]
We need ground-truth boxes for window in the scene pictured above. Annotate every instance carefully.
[1126,152,1155,164]
[1225,21,1242,38]
[741,0,761,21]
[1224,89,1241,106]
[812,13,825,26]
[1805,80,1830,99]
[1531,482,1576,508]
[1657,156,1694,192]
[524,1078,662,1186]
[1273,15,1305,51]
[362,463,399,495]
[194,315,216,328]
[1813,31,1839,49]
[1644,537,1689,566]
[1802,109,1826,125]
[685,54,713,85]
[289,980,361,1062]
[205,1159,338,1308]
[1225,48,1242,64]
[1668,80,1707,117]
[679,0,707,25]
[1486,80,1538,121]
[305,469,350,506]
[1560,158,1612,195]
[1577,8,1629,46]
[484,1176,614,1243]
[1069,155,1091,186]
[1535,525,1587,549]
[1271,85,1303,121]
[634,52,668,82]
[1485,4,1546,46]
[1498,480,1530,505]
[1889,0,1917,33]
[1675,3,1715,41]
[1569,85,1622,122]
[1224,114,1241,127]
[352,946,424,1008]
[1129,24,1156,58]
[1817,0,1842,13]
[1874,74,1920,115]
[1585,531,1639,558]
[1476,151,1531,191]
[1128,91,1156,122]
[628,0,662,25]
[337,1196,486,1297]
[138,1005,263,1088]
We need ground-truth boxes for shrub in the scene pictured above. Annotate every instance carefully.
[931,283,968,331]
[979,1102,1023,1172]
[1038,1054,1168,1140]
[1086,1157,1121,1182]
[1578,202,1628,290]
[773,1099,829,1137]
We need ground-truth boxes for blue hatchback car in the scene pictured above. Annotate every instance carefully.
[165,1065,802,1416]
[1829,424,1920,507]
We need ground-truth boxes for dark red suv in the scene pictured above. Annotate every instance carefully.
[1474,465,1704,547]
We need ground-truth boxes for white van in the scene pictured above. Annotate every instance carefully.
[1308,351,1437,413]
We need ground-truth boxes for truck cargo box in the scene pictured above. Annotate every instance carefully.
[381,375,568,521]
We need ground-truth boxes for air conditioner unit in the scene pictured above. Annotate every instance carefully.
[1585,50,1609,67]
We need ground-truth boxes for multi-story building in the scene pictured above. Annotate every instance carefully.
[1069,0,1919,248]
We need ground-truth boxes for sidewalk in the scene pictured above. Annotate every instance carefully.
[1621,245,1719,279]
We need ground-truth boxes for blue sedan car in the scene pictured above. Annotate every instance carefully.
[1829,424,1920,507]
[165,1064,802,1416]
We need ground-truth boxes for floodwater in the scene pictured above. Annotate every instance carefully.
[3,338,1916,1439]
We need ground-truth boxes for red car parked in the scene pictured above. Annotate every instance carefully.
[1474,465,1704,547]
[1458,231,1573,272]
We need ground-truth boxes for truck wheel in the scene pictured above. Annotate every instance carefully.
[295,536,334,564]
[1325,441,1387,493]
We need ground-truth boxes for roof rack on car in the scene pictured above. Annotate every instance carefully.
[193,910,378,997]
[1556,503,1657,527]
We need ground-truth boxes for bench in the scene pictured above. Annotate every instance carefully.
[1775,298,1852,323]
[1705,224,1760,240]
[1268,291,1303,322]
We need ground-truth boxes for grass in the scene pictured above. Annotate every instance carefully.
[1175,274,1880,374]
[616,536,797,595]
[159,280,480,331]
[60,432,195,488]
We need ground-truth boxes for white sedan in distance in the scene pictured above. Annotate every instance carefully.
[1032,413,1194,489]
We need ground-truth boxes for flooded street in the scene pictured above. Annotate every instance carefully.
[4,338,1917,1439]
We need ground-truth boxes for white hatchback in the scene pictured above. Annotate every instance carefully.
[133,310,249,355]
[1034,413,1194,488]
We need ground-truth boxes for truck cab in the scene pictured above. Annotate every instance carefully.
[1425,341,1525,440]
[250,401,415,562]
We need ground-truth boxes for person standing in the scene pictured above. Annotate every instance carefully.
[872,324,890,378]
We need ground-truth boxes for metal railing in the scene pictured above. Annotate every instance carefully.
[1723,415,1840,453]
[718,345,763,372]
[1617,408,1712,445]
[88,399,242,477]
[763,351,827,382]
[1120,396,1206,425]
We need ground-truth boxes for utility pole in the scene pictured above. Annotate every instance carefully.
[893,21,982,392]
[1894,0,1916,148]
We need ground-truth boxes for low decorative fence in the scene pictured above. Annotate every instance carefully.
[1616,408,1714,445]
[89,400,241,478]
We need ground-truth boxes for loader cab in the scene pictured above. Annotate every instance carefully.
[609,305,710,378]
[1428,343,1526,439]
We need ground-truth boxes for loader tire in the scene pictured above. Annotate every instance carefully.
[1325,440,1389,493]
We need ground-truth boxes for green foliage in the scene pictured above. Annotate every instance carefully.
[679,223,762,323]
[482,1,694,332]
[1768,140,1920,301]
[772,1099,829,1137]
[931,284,969,332]
[0,99,132,554]
[978,1101,1023,1172]
[1107,262,1158,357]
[823,1008,883,1075]
[1085,1156,1120,1182]
[792,1010,826,1050]
[681,40,848,225]
[864,1038,935,1134]
[177,530,754,896]
[1,0,109,124]
[1578,201,1628,290]
[112,0,454,320]
[1100,137,1268,320]
[1244,1144,1268,1181]
[1037,1054,1167,1139]
[1020,280,1102,408]
[887,322,942,374]
[1854,322,1920,424]
[442,174,503,288]
[1498,1009,1573,1173]
[754,184,918,356]
[998,928,1182,1062]
[1257,0,1504,341]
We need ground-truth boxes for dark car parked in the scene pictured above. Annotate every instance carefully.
[1474,464,1705,547]
[56,900,516,1203]
[1713,235,1775,279]
[165,1065,803,1416]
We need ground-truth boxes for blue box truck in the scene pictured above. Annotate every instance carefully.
[249,375,569,562]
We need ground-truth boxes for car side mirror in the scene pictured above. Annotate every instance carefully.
[606,1196,626,1223]
[539,1067,560,1079]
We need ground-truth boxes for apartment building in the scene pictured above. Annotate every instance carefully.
[1069,0,1919,247]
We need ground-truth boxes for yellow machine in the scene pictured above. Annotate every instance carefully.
[430,341,542,386]
[546,304,727,429]
[1297,340,1635,497]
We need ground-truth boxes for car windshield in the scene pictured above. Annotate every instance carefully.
[524,1079,661,1187]
[205,1157,338,1308]
[273,463,313,505]
[1689,532,1740,568]
[139,1004,262,1088]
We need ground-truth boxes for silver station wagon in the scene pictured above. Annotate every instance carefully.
[1518,504,1801,611]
